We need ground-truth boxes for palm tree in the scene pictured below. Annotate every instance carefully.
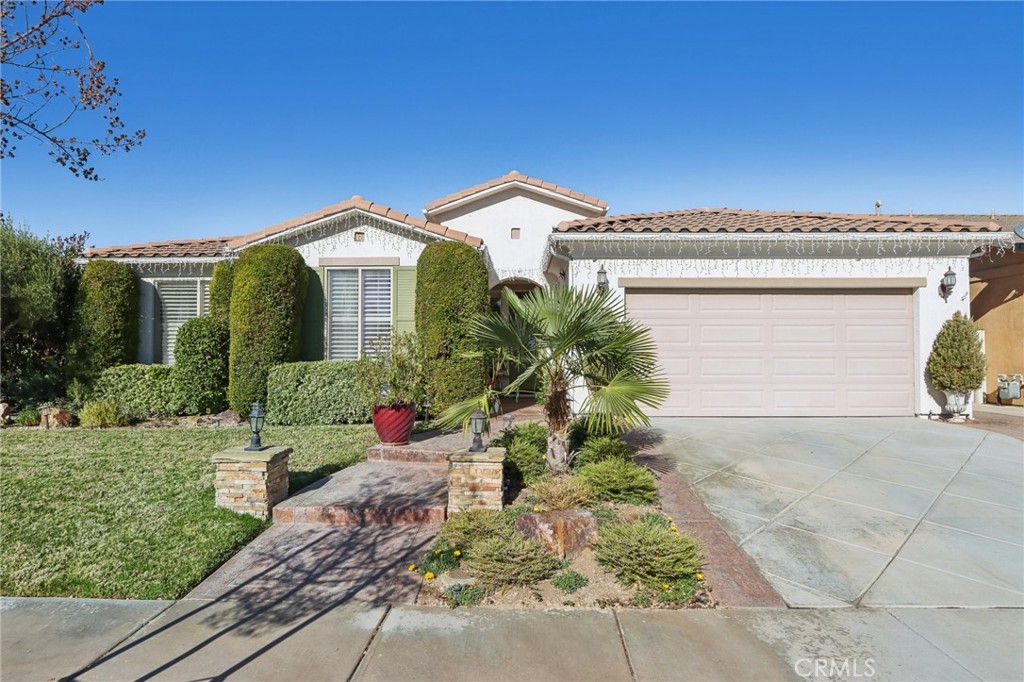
[438,285,669,475]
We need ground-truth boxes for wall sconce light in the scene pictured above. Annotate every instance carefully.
[940,266,956,301]
[246,402,266,451]
[596,264,609,294]
[468,408,487,452]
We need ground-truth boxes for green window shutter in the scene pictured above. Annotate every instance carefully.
[393,266,417,334]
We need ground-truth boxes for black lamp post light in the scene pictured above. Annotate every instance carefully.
[246,401,266,451]
[468,408,487,453]
[596,264,609,294]
[939,266,957,301]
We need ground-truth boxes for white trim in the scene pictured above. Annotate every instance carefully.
[239,209,454,251]
[426,181,607,218]
[77,257,225,265]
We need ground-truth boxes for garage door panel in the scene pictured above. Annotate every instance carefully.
[626,290,914,417]
[774,357,837,377]
[773,324,836,344]
[700,325,764,343]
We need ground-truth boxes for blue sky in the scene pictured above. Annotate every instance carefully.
[3,1,1022,247]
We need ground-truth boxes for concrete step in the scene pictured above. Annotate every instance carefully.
[274,461,448,526]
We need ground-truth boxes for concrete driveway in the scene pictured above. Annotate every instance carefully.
[651,417,1023,607]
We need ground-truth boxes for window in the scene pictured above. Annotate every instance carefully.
[156,279,210,364]
[510,227,521,240]
[326,268,392,359]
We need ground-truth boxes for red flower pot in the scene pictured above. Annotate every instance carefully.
[372,404,416,445]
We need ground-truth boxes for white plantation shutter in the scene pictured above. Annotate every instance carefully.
[199,280,211,315]
[326,268,392,359]
[157,280,200,364]
[362,269,392,355]
[327,270,360,360]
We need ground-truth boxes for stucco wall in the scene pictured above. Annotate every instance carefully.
[970,249,1024,405]
[569,253,973,416]
[436,188,599,286]
[291,219,430,267]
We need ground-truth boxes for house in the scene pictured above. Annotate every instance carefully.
[83,171,1012,417]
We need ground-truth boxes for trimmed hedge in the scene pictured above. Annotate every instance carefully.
[228,245,308,415]
[266,361,371,425]
[415,241,489,412]
[209,259,234,321]
[174,315,230,415]
[95,364,185,420]
[70,260,139,383]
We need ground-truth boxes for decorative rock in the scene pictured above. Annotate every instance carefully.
[515,510,598,560]
[437,568,478,592]
[38,407,73,430]
[0,402,10,423]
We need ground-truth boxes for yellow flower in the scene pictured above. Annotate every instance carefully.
[453,550,462,557]
[670,524,677,531]
[665,515,673,521]
[533,507,540,512]
[434,549,442,555]
[661,583,670,590]
[424,571,435,580]
[696,572,704,581]
[407,564,416,571]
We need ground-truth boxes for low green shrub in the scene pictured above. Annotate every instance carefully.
[578,459,658,504]
[591,506,618,525]
[266,361,371,425]
[594,517,703,590]
[15,409,40,426]
[530,476,593,511]
[552,569,589,594]
[573,436,637,469]
[638,512,672,529]
[174,316,230,415]
[95,364,185,421]
[657,576,700,606]
[505,436,547,485]
[464,534,562,588]
[437,510,515,552]
[79,398,128,428]
[494,421,547,450]
[445,584,487,607]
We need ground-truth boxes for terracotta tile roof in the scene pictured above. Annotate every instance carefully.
[555,208,1004,234]
[894,214,1024,232]
[225,195,483,249]
[84,236,233,259]
[424,170,607,214]
[84,196,483,259]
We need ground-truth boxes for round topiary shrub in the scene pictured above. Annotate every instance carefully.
[69,260,139,384]
[175,315,230,415]
[209,259,234,321]
[415,241,489,412]
[228,244,308,415]
[926,311,987,393]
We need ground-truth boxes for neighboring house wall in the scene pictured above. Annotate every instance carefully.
[970,248,1024,405]
[568,250,972,416]
[433,188,599,286]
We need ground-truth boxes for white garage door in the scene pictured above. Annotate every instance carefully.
[626,289,915,417]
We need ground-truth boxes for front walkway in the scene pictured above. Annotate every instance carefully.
[651,416,1024,607]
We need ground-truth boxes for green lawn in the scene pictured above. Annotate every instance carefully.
[0,424,376,600]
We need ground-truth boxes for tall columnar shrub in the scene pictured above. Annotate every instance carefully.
[174,315,230,414]
[70,260,139,384]
[209,259,234,321]
[415,241,488,412]
[926,311,987,393]
[227,244,308,415]
[0,218,85,406]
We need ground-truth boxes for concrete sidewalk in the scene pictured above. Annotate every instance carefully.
[3,597,1021,681]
